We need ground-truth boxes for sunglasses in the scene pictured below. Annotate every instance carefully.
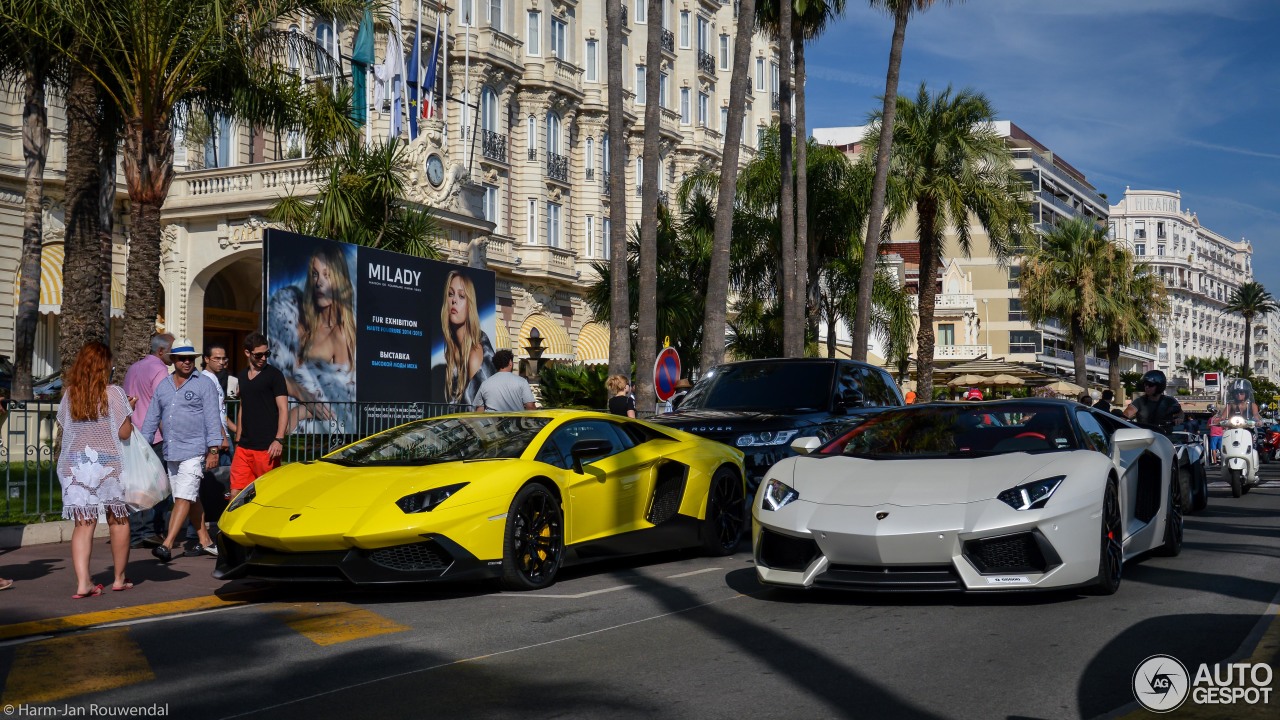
[250,351,269,360]
[173,356,196,363]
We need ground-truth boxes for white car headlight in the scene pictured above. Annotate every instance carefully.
[997,475,1064,511]
[761,478,800,511]
[737,429,800,448]
[226,482,256,512]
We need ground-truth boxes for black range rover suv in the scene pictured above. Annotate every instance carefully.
[653,358,903,494]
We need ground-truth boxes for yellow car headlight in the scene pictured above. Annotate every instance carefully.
[396,483,469,514]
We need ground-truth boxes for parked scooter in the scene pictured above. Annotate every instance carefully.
[1221,415,1259,498]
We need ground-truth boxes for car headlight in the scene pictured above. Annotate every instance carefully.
[997,475,1065,511]
[1228,415,1247,429]
[226,482,256,512]
[396,483,469,514]
[761,478,800,511]
[737,429,800,448]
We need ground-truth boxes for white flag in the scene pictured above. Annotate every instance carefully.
[379,1,406,139]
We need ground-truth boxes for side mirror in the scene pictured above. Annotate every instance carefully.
[790,436,823,455]
[570,439,613,474]
[1112,427,1157,451]
[835,390,865,414]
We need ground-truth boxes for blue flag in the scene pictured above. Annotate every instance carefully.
[423,14,440,119]
[407,21,420,139]
[350,5,375,126]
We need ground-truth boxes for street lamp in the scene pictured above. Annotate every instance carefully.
[981,298,989,346]
[524,326,546,382]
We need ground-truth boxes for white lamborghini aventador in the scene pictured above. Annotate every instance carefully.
[752,399,1182,594]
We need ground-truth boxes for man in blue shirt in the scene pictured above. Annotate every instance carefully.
[139,338,224,562]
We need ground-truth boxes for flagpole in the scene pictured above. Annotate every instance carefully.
[441,7,449,150]
[463,1,471,172]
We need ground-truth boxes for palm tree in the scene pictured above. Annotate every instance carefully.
[852,0,958,361]
[5,0,366,372]
[605,0,632,380]
[0,1,67,398]
[270,138,442,258]
[819,244,915,361]
[874,83,1029,398]
[1224,281,1279,378]
[1020,216,1115,386]
[635,0,666,412]
[1179,356,1205,395]
[701,0,758,372]
[1099,251,1166,400]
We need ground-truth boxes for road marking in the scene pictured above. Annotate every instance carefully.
[666,567,722,579]
[0,591,267,642]
[493,585,634,599]
[1,628,154,706]
[220,593,750,719]
[277,602,410,646]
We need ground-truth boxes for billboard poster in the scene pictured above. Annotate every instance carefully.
[263,229,497,430]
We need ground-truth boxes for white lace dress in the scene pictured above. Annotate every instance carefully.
[56,385,131,521]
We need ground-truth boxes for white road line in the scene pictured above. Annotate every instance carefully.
[666,567,722,579]
[492,585,634,599]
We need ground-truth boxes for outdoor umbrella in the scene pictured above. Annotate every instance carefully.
[948,374,990,387]
[989,374,1025,386]
[1043,380,1086,396]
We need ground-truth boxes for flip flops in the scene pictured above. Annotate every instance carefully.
[112,580,134,591]
[72,584,104,599]
[0,578,13,591]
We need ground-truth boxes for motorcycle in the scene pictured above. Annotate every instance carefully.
[1221,415,1259,498]
[1260,425,1280,463]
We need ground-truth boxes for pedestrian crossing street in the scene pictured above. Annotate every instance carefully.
[0,601,410,707]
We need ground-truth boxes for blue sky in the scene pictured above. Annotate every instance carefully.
[805,0,1280,292]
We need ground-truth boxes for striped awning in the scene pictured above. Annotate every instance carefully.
[518,313,573,359]
[493,319,513,351]
[13,243,125,318]
[575,322,610,365]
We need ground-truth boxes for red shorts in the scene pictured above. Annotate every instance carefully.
[230,446,281,493]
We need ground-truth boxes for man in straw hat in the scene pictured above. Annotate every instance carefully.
[139,338,224,562]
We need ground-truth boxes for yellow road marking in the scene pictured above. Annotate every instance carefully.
[276,602,409,646]
[2,628,154,706]
[0,592,265,642]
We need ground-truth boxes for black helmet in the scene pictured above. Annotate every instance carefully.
[1141,370,1166,393]
[1229,378,1252,396]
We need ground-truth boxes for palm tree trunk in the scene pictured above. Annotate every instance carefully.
[701,0,756,371]
[915,200,938,399]
[778,4,798,357]
[794,25,810,355]
[11,60,50,401]
[826,301,838,358]
[58,55,105,374]
[99,112,119,356]
[851,1,910,361]
[1107,338,1122,399]
[634,0,665,412]
[605,0,631,380]
[118,119,176,374]
[1243,314,1253,377]
[1071,319,1087,387]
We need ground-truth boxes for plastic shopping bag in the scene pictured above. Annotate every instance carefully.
[120,436,171,511]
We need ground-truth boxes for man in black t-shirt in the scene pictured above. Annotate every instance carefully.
[230,332,288,496]
[1124,370,1183,429]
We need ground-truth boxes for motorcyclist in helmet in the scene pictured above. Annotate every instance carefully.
[1123,369,1184,429]
[1218,378,1260,424]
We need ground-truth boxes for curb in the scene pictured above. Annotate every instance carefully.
[0,520,110,550]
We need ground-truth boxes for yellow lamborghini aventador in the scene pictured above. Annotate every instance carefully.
[214,411,746,590]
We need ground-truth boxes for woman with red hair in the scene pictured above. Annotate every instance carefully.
[56,341,136,598]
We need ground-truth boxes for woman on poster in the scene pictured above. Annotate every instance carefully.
[440,270,495,406]
[268,243,357,432]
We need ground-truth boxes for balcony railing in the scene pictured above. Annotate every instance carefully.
[771,92,780,111]
[546,152,569,182]
[934,344,991,360]
[657,190,669,207]
[661,30,675,53]
[481,130,507,163]
[697,50,716,75]
[621,6,628,25]
[585,167,595,181]
[602,169,611,195]
[935,293,975,309]
[528,147,537,162]
[1038,347,1110,370]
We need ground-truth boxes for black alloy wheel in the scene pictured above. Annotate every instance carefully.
[1156,468,1183,557]
[701,467,745,556]
[1090,478,1123,595]
[501,483,565,591]
[1230,468,1243,498]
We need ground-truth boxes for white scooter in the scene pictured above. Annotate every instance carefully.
[1221,415,1259,498]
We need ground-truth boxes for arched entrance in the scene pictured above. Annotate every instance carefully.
[196,251,261,377]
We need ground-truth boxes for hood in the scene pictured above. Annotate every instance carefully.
[656,408,828,432]
[251,458,517,510]
[781,452,1072,507]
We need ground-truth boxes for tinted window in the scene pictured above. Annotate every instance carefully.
[1076,410,1109,454]
[324,415,551,466]
[542,420,626,470]
[679,362,835,412]
[821,403,1078,459]
[835,364,900,409]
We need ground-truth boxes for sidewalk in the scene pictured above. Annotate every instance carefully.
[0,536,261,630]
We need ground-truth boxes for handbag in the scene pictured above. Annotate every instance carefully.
[113,396,171,512]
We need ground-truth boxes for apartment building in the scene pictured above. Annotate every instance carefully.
[0,0,781,375]
[1108,188,1253,384]
[813,121,1156,382]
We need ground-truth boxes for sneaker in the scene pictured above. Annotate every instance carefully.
[203,544,219,558]
[183,544,219,558]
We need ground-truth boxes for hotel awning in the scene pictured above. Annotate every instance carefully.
[13,243,125,318]
[575,322,610,365]
[518,313,573,359]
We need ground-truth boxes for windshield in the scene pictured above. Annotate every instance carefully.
[323,415,552,466]
[821,403,1078,459]
[679,362,834,413]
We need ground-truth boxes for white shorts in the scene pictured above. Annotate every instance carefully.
[167,457,205,502]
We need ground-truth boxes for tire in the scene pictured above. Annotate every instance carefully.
[1191,462,1208,513]
[1089,478,1123,595]
[500,483,565,591]
[1155,469,1183,557]
[700,467,746,556]
[1230,468,1243,498]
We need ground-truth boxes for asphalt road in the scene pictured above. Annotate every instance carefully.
[2,469,1278,720]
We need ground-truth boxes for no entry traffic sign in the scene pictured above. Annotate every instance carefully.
[654,346,682,402]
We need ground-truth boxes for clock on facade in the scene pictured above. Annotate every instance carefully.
[426,154,445,187]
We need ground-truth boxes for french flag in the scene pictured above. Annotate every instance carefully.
[422,14,441,119]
